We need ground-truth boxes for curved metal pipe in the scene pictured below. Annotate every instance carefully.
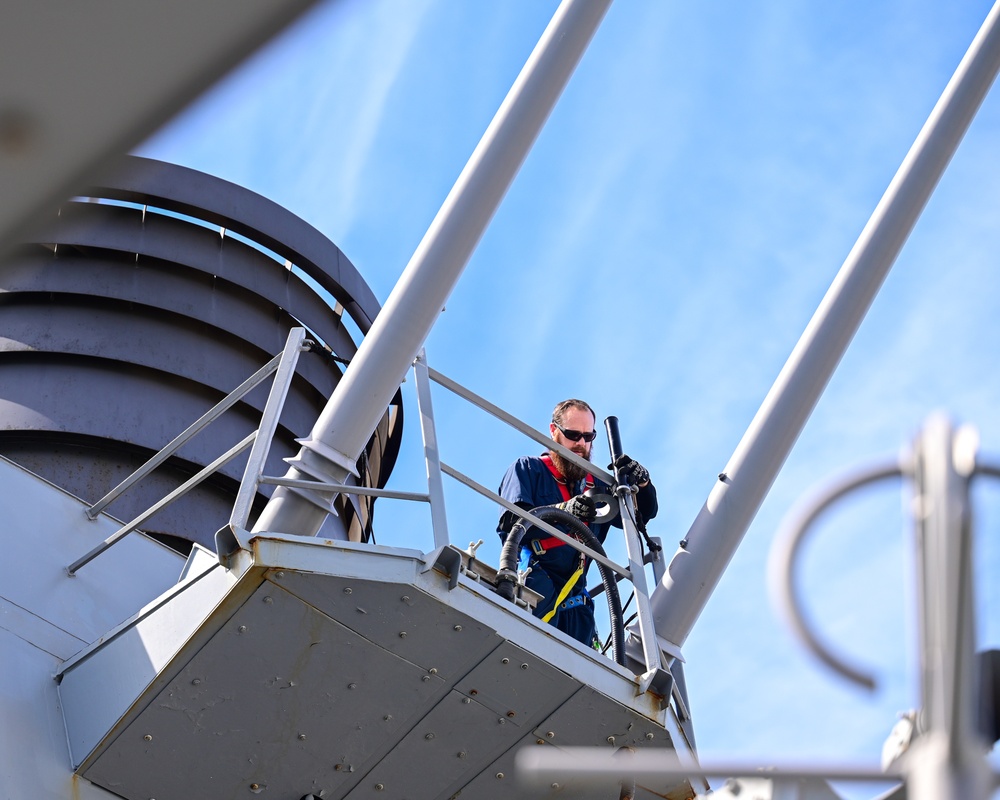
[767,456,906,690]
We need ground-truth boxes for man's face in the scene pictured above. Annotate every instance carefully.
[550,407,596,461]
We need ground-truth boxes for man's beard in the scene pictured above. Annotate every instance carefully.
[550,448,590,484]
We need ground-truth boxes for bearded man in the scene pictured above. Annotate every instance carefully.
[496,399,657,648]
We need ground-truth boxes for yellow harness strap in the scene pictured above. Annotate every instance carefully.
[541,565,584,623]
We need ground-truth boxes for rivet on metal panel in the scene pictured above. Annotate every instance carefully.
[384,715,393,721]
[470,689,479,695]
[249,783,263,792]
[453,625,462,631]
[343,587,353,595]
[495,773,504,780]
[298,734,306,740]
[334,764,342,771]
[428,668,438,675]
[463,698,471,704]
[374,783,384,791]
[537,739,545,745]
[425,733,435,740]
[645,733,654,740]
[497,718,506,725]
[458,751,467,759]
[399,631,407,638]
[501,658,509,665]
[546,731,555,739]
[401,595,410,602]
[143,734,153,741]
[607,736,615,744]
[263,596,273,604]
[275,571,284,579]
[192,678,202,685]
[520,663,528,670]
[551,783,560,790]
[506,711,515,718]
[348,683,357,690]
[238,625,248,634]
[422,676,431,682]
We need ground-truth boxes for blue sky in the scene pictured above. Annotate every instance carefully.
[139,0,1000,794]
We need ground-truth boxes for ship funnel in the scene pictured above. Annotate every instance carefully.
[0,156,402,551]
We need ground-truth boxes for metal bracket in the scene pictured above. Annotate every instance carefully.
[421,545,464,590]
[635,666,674,702]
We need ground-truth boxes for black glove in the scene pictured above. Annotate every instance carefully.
[610,454,650,487]
[557,493,597,522]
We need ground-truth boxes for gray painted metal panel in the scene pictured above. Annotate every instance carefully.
[452,641,578,729]
[0,455,183,644]
[0,628,123,800]
[60,536,685,800]
[82,581,448,800]
[24,202,358,365]
[0,302,326,428]
[251,536,665,722]
[275,570,501,680]
[91,156,382,330]
[0,595,86,661]
[58,560,245,769]
[532,685,672,749]
[1,156,402,549]
[344,689,522,800]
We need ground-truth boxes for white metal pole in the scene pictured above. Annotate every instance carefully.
[649,1,1000,651]
[254,0,613,538]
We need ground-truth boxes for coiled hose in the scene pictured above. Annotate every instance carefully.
[496,506,626,666]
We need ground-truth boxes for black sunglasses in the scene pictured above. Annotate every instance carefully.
[554,423,597,443]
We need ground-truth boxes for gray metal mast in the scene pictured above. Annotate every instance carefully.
[253,0,613,538]
[648,0,1000,653]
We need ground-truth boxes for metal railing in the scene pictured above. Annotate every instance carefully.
[65,336,669,692]
[66,328,313,574]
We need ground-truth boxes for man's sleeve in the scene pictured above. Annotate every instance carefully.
[636,481,658,523]
[497,458,537,536]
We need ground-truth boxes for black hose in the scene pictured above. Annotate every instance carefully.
[498,505,626,667]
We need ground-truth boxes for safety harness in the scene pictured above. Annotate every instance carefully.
[535,455,594,623]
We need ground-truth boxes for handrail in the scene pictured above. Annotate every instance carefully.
[440,461,632,580]
[68,327,312,571]
[427,365,615,486]
[66,329,663,687]
[68,433,257,574]
[84,349,293,520]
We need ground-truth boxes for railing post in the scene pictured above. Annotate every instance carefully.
[413,350,450,551]
[227,328,311,541]
[605,416,671,696]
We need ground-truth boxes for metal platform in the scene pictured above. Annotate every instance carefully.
[58,535,695,800]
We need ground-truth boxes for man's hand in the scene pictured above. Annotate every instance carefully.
[611,454,650,488]
[557,493,597,522]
